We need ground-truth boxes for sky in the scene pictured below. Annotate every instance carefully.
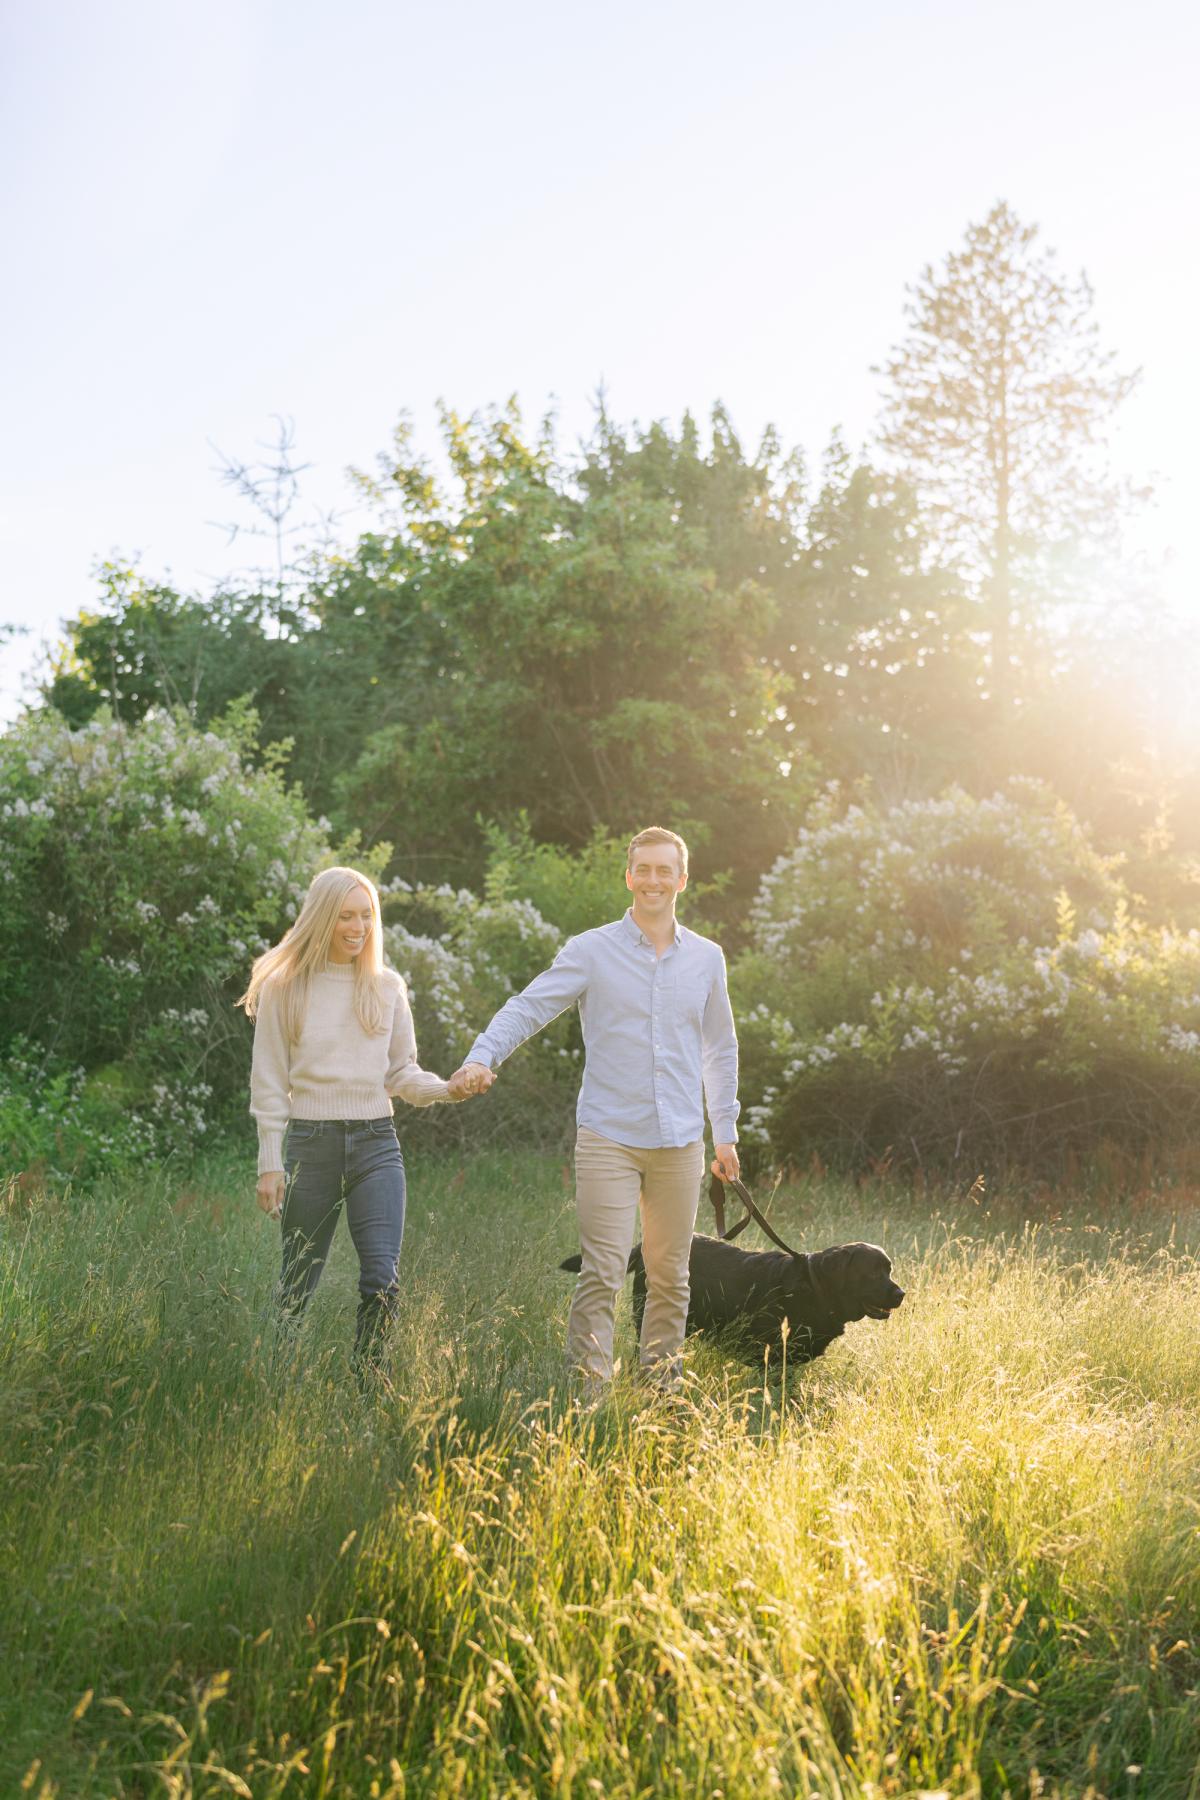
[2,0,1197,723]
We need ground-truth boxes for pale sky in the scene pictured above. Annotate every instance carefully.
[2,0,1197,723]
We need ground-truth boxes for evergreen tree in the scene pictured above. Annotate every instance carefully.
[877,201,1140,708]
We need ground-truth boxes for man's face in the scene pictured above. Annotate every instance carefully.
[625,843,687,914]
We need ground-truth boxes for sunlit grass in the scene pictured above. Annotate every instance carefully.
[2,1155,1199,1798]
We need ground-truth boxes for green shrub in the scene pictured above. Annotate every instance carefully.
[736,781,1200,1169]
[383,879,580,1146]
[0,703,377,1172]
[481,817,631,938]
[481,814,731,939]
[0,1037,159,1185]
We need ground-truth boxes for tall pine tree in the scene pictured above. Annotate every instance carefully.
[877,201,1140,709]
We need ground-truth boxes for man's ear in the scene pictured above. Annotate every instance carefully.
[677,869,688,893]
[625,866,634,892]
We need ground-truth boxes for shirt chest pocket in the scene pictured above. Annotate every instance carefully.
[670,972,711,1024]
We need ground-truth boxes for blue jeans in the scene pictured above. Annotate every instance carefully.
[280,1117,406,1373]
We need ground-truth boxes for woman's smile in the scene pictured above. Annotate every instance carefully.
[329,889,375,961]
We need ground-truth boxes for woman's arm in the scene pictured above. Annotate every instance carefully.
[385,978,456,1106]
[250,980,291,1171]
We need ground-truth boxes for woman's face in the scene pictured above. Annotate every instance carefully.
[328,886,374,963]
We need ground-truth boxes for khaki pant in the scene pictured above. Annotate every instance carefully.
[566,1125,705,1384]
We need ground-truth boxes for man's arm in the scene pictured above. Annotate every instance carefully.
[701,949,741,1179]
[462,935,590,1074]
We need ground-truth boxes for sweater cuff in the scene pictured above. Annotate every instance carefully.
[258,1129,285,1174]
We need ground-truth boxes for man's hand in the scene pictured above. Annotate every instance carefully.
[449,1061,496,1099]
[711,1144,741,1183]
[257,1171,285,1218]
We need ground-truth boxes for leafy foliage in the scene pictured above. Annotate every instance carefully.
[44,563,310,737]
[327,403,815,898]
[480,818,633,939]
[46,405,976,900]
[0,703,376,1170]
[0,1037,158,1185]
[735,783,1200,1169]
[382,879,580,1147]
[765,442,985,792]
[16,202,1196,1179]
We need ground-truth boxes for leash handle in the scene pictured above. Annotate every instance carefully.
[708,1173,800,1258]
[710,1173,727,1240]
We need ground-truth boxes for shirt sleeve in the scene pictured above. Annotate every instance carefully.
[466,934,590,1068]
[250,979,291,1175]
[701,949,741,1143]
[386,977,454,1106]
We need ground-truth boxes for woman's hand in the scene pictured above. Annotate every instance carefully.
[257,1171,285,1218]
[448,1062,496,1100]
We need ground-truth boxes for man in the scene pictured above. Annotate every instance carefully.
[455,826,740,1397]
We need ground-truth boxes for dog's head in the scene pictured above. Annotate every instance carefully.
[802,1242,905,1325]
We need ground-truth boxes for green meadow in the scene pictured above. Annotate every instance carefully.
[3,1158,1199,1800]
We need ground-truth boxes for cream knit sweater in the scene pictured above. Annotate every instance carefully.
[251,963,452,1173]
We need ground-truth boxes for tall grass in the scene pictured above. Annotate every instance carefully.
[2,1154,1199,1798]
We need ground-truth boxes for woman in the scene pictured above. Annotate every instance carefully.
[240,865,474,1379]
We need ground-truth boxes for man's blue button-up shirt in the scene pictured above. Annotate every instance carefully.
[466,909,740,1148]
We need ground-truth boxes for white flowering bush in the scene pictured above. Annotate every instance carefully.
[0,702,349,1176]
[383,881,582,1144]
[735,783,1200,1169]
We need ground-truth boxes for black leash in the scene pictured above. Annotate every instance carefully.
[709,1173,802,1259]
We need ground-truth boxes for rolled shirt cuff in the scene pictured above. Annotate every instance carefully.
[258,1130,285,1175]
[465,1042,495,1069]
[710,1120,739,1145]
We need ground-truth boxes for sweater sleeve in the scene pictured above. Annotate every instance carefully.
[250,979,291,1173]
[386,976,455,1107]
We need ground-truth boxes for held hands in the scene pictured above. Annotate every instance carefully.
[711,1143,741,1183]
[447,1061,497,1101]
[257,1171,285,1219]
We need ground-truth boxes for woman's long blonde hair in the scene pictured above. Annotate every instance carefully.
[239,866,390,1042]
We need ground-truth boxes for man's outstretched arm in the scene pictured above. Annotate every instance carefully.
[702,950,741,1181]
[455,935,590,1089]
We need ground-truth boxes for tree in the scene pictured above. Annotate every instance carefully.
[327,402,812,897]
[767,438,982,796]
[876,201,1141,708]
[47,395,1067,903]
[209,413,339,612]
[43,563,309,740]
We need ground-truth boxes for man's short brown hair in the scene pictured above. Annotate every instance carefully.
[626,827,689,877]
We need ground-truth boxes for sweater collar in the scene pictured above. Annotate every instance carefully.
[320,961,358,981]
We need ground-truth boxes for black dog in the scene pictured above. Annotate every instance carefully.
[560,1234,905,1364]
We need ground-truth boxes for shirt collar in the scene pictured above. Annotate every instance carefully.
[621,907,683,950]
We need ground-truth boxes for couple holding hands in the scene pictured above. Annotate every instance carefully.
[245,827,741,1395]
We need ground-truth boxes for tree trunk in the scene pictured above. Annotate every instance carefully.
[992,357,1012,713]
